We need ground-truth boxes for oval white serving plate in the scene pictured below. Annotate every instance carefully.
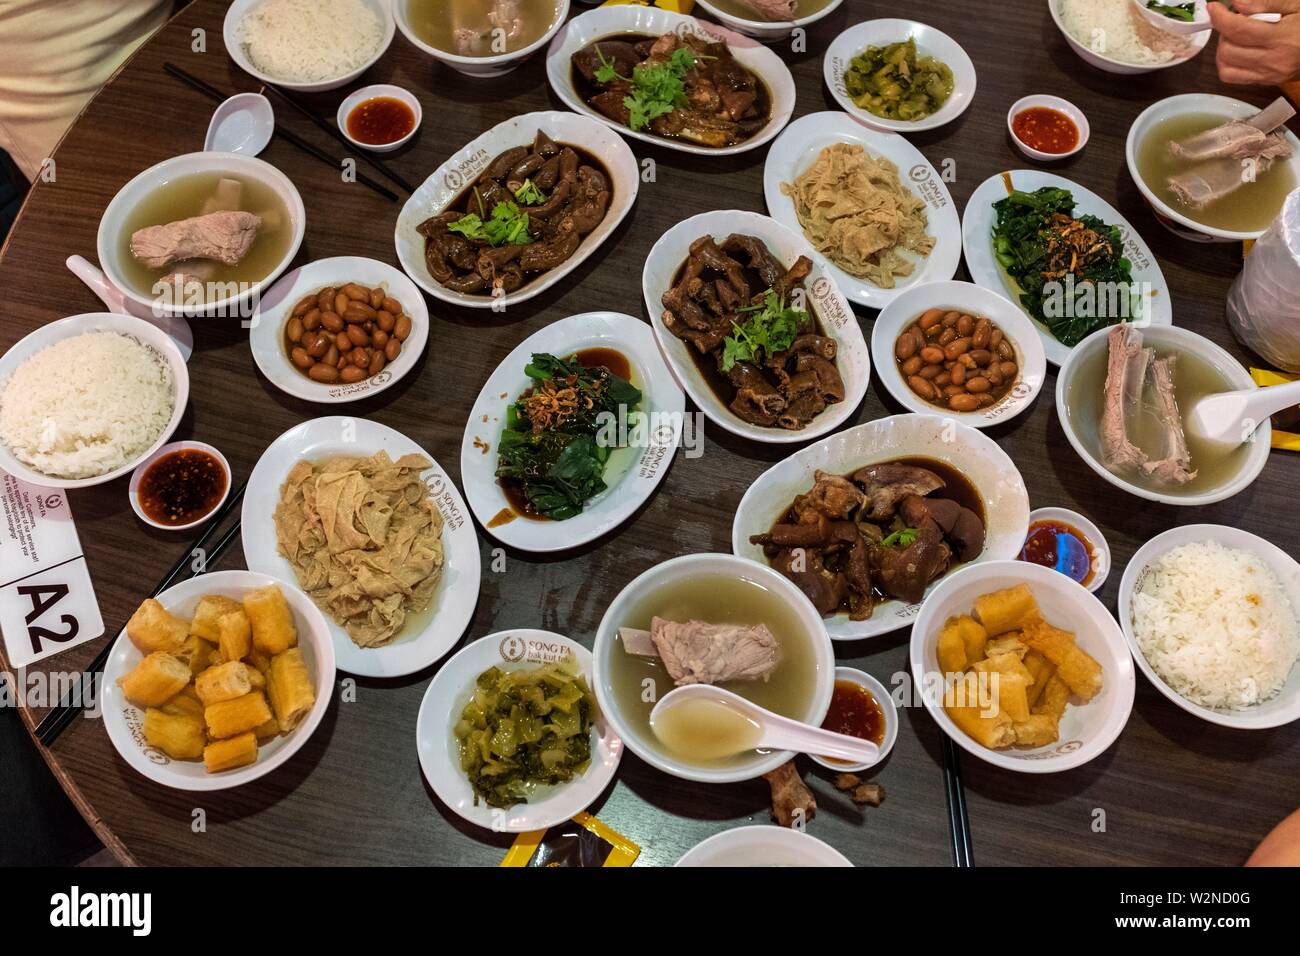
[394,111,638,310]
[870,280,1046,427]
[823,18,977,134]
[763,111,961,309]
[461,312,683,552]
[0,312,189,489]
[1118,524,1300,729]
[249,256,429,404]
[101,569,336,792]
[911,560,1136,773]
[731,414,1031,640]
[642,209,870,445]
[242,416,480,678]
[416,630,622,832]
[545,5,796,156]
[962,169,1172,367]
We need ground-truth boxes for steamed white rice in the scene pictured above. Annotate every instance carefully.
[1131,541,1299,710]
[1059,0,1197,65]
[0,332,175,480]
[237,0,383,83]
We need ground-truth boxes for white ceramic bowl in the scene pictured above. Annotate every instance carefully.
[824,19,977,134]
[249,256,429,404]
[642,209,870,444]
[1056,323,1271,505]
[241,416,480,679]
[101,569,336,791]
[871,281,1046,427]
[808,666,898,774]
[1007,94,1090,162]
[223,0,394,92]
[677,825,852,866]
[961,169,1172,367]
[1118,524,1300,729]
[1047,0,1208,75]
[911,560,1136,773]
[128,441,231,532]
[395,110,638,310]
[1126,93,1300,243]
[336,84,422,153]
[693,0,845,41]
[1022,506,1111,594]
[593,553,836,784]
[0,312,189,489]
[97,151,305,318]
[460,311,684,552]
[762,111,962,309]
[416,630,623,831]
[395,0,569,77]
[732,414,1031,640]
[546,5,797,156]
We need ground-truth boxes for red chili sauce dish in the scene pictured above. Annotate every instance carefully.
[1012,107,1080,155]
[819,679,887,764]
[137,448,228,527]
[346,96,417,146]
[1020,519,1095,586]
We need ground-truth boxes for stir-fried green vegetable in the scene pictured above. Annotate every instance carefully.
[594,44,700,132]
[1147,1,1197,21]
[455,658,596,809]
[720,290,806,372]
[496,352,642,520]
[991,187,1136,347]
[843,37,954,122]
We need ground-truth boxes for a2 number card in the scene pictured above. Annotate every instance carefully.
[0,471,103,668]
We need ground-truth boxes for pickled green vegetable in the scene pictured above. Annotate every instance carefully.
[843,37,954,122]
[454,657,595,809]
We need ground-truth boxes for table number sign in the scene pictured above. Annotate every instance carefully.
[0,471,103,668]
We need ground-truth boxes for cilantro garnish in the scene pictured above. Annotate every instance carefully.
[593,44,703,133]
[881,527,921,549]
[720,290,804,372]
[447,198,534,247]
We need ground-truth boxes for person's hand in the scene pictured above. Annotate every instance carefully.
[1210,0,1300,85]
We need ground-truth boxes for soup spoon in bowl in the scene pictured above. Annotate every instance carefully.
[1131,0,1280,35]
[649,684,881,766]
[1186,377,1300,451]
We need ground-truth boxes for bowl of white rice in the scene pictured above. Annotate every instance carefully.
[0,313,188,489]
[224,0,395,92]
[1049,0,1208,75]
[1119,525,1300,729]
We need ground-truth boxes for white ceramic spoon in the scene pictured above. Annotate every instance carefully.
[203,92,274,155]
[649,684,881,765]
[64,255,194,359]
[1132,0,1280,35]
[1186,378,1300,450]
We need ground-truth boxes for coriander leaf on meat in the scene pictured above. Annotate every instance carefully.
[721,290,804,372]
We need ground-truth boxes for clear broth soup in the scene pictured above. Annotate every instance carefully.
[1137,112,1296,234]
[405,0,560,56]
[704,0,834,20]
[609,573,821,769]
[1066,340,1252,497]
[115,171,293,303]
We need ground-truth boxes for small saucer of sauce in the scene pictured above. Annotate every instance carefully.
[1018,507,1109,592]
[810,667,898,773]
[337,84,422,153]
[129,442,230,531]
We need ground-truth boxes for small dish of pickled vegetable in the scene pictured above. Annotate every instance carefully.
[825,19,977,133]
[416,629,623,832]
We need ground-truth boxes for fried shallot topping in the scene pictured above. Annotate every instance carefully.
[523,375,594,433]
[1040,212,1112,282]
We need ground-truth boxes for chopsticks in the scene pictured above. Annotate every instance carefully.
[942,737,975,867]
[161,62,400,203]
[34,482,247,748]
[261,82,416,194]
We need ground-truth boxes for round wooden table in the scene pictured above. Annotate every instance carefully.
[3,0,1297,866]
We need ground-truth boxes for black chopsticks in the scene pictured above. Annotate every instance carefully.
[34,482,247,748]
[942,736,975,867]
[261,82,416,194]
[161,62,400,203]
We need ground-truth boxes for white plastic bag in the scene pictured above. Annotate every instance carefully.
[1228,187,1300,372]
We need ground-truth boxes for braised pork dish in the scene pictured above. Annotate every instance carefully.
[416,130,612,297]
[661,233,844,430]
[750,459,987,618]
[570,32,770,148]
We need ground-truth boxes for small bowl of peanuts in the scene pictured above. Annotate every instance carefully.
[249,256,428,404]
[871,280,1046,428]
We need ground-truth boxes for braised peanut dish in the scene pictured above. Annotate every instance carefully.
[894,308,1018,412]
[283,282,414,386]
